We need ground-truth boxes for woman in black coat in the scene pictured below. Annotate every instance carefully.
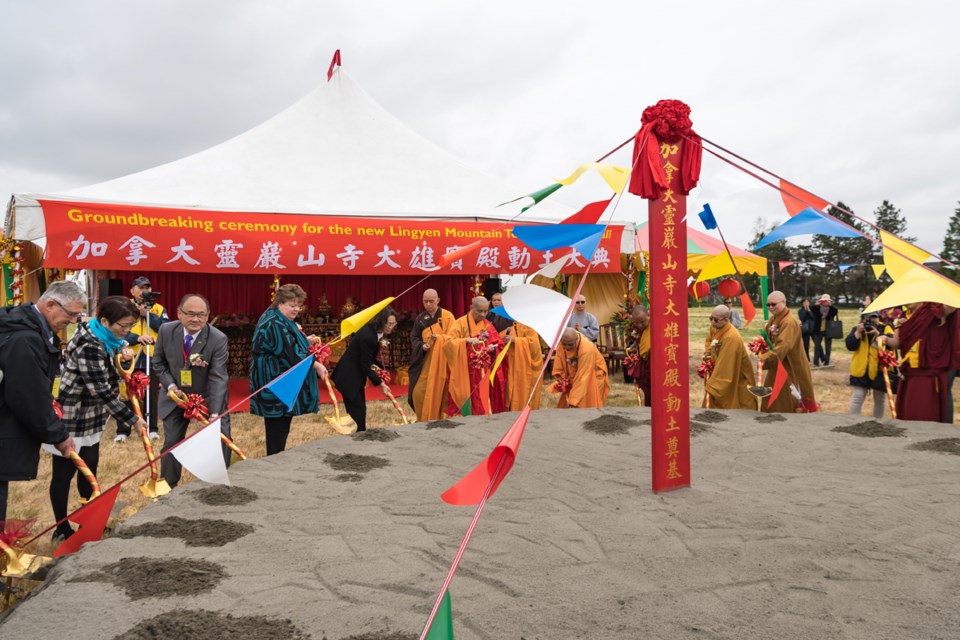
[797,297,815,362]
[330,307,397,432]
[812,294,840,367]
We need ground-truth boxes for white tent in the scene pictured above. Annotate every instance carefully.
[6,69,575,243]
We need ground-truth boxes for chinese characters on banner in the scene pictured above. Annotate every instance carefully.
[38,200,624,276]
[647,144,691,492]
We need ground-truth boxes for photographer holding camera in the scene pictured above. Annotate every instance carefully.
[117,276,169,441]
[845,310,894,418]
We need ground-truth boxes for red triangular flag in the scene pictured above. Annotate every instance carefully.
[561,197,613,225]
[768,360,789,404]
[53,484,121,557]
[739,292,756,328]
[779,179,829,217]
[326,49,342,81]
[441,406,531,505]
[438,240,483,269]
[478,370,492,416]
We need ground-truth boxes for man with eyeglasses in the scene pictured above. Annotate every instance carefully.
[760,291,817,413]
[566,295,599,342]
[0,281,80,523]
[702,305,755,410]
[152,294,231,487]
[118,276,170,442]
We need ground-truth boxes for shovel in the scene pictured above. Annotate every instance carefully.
[323,377,357,434]
[748,358,772,399]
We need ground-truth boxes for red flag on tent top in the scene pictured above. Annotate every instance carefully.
[779,180,828,217]
[327,49,342,81]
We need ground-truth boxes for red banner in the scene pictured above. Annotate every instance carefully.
[39,200,623,276]
[647,142,691,493]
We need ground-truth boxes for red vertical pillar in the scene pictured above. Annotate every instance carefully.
[648,143,692,492]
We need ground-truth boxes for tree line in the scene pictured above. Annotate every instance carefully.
[740,201,960,307]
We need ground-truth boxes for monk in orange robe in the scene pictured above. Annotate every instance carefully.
[549,328,609,408]
[501,320,545,411]
[444,297,505,416]
[760,291,816,412]
[702,305,755,410]
[408,288,457,421]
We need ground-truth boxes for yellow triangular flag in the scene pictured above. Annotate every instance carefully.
[340,297,395,340]
[871,264,886,279]
[696,252,739,282]
[865,266,960,313]
[880,230,930,281]
[556,163,631,194]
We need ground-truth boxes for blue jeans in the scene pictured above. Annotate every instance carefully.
[813,334,832,366]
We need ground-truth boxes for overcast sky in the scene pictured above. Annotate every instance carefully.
[2,1,958,250]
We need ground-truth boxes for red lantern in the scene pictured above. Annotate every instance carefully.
[688,281,710,299]
[717,278,741,298]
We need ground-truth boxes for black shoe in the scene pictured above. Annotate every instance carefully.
[52,527,74,543]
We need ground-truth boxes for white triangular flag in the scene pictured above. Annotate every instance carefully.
[171,419,230,485]
[502,284,575,347]
[531,254,571,280]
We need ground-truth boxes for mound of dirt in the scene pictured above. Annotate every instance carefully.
[694,410,729,423]
[335,473,364,483]
[690,421,713,437]
[583,414,642,436]
[116,516,254,547]
[754,414,786,423]
[192,485,258,506]
[352,429,401,442]
[325,452,390,473]
[832,421,906,438]
[112,609,310,640]
[425,420,462,430]
[75,558,225,600]
[908,438,960,455]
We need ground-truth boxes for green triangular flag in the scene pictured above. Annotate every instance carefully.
[521,183,563,212]
[460,397,472,417]
[425,590,455,640]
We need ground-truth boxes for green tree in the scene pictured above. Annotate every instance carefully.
[811,202,873,305]
[941,202,960,282]
[873,200,914,243]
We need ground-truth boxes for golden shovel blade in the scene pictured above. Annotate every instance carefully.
[140,478,172,498]
[1,552,51,579]
[326,414,357,435]
[748,385,773,398]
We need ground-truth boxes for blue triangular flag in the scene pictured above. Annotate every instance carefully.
[838,264,854,273]
[755,207,862,249]
[570,228,605,261]
[264,356,314,410]
[489,305,516,323]
[512,223,605,252]
[698,203,718,230]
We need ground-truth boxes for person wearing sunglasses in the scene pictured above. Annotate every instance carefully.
[0,281,81,525]
[759,291,817,413]
[566,295,599,342]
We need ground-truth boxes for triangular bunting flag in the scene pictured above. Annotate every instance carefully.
[779,180,829,217]
[697,203,718,230]
[488,305,516,323]
[755,207,862,249]
[54,484,121,557]
[489,341,512,384]
[420,241,484,272]
[460,397,473,417]
[871,264,886,279]
[695,252,738,282]
[865,265,960,313]
[442,406,531,505]
[265,357,314,410]
[776,261,795,271]
[501,284,575,345]
[512,223,606,253]
[561,197,613,225]
[530,254,571,280]
[172,419,230,485]
[768,361,789,404]
[497,183,563,211]
[570,228,605,261]
[340,297,395,340]
[838,264,854,273]
[739,292,756,328]
[556,163,631,194]
[880,230,930,281]
[425,590,455,640]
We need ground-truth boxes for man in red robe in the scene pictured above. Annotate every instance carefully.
[881,302,960,422]
[443,297,505,416]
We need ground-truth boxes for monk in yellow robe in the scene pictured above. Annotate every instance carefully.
[408,289,456,421]
[501,320,545,411]
[702,305,756,410]
[549,328,609,408]
[444,297,504,416]
[760,291,817,412]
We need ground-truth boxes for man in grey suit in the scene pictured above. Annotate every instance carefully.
[153,293,231,488]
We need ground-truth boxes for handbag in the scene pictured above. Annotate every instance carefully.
[826,320,843,340]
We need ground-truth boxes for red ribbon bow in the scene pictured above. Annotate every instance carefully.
[125,370,150,403]
[555,377,572,394]
[52,399,63,419]
[0,518,36,545]
[697,359,715,379]
[376,369,393,385]
[309,342,332,365]
[878,350,900,369]
[623,353,639,371]
[747,336,769,355]
[178,393,209,422]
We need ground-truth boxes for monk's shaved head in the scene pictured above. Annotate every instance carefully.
[767,291,786,305]
[560,327,579,349]
[712,305,731,319]
[423,288,439,301]
[469,296,489,322]
[422,288,440,314]
[631,305,649,319]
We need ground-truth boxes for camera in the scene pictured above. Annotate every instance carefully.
[138,291,162,309]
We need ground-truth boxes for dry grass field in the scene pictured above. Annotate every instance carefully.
[6,305,955,555]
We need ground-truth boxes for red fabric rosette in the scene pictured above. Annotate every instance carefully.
[623,353,639,371]
[555,377,572,394]
[627,99,703,199]
[125,370,150,403]
[469,345,492,371]
[697,359,715,379]
[747,336,769,355]
[878,350,900,369]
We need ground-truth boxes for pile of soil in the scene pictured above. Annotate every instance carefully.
[583,414,642,436]
[425,419,462,430]
[908,438,960,455]
[325,453,391,473]
[690,421,712,437]
[832,421,906,438]
[754,414,786,423]
[112,609,310,640]
[339,633,411,640]
[694,410,729,424]
[335,473,364,483]
[193,485,258,506]
[116,516,254,547]
[75,557,225,599]
[352,429,401,442]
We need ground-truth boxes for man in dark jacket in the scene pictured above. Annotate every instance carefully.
[812,293,840,367]
[331,307,396,432]
[0,281,80,523]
